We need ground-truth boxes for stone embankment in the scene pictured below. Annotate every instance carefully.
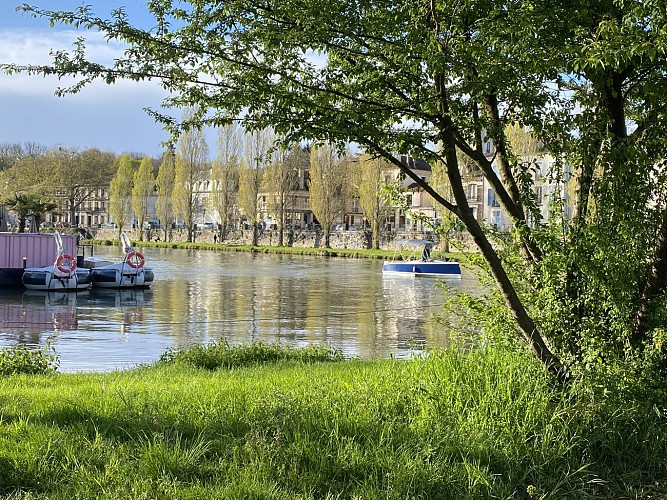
[92,227,476,251]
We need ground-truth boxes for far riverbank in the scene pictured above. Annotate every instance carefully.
[88,225,478,253]
[85,236,470,263]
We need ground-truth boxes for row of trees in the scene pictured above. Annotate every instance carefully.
[1,123,405,250]
[124,115,399,247]
[0,145,118,231]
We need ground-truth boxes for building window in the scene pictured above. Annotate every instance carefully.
[492,210,501,228]
[534,186,543,205]
[467,183,477,202]
[487,189,499,207]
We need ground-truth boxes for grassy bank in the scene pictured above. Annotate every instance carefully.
[87,238,467,262]
[1,343,666,499]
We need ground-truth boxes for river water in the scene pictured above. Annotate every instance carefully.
[0,246,480,372]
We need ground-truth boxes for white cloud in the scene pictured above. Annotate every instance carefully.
[0,27,177,155]
[0,28,123,64]
[0,28,162,99]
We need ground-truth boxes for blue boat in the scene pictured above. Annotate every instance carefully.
[382,239,461,277]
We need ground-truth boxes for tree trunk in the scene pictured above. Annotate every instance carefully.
[632,202,667,346]
[372,221,380,250]
[436,87,566,382]
[69,201,76,228]
[324,227,331,248]
[278,199,285,247]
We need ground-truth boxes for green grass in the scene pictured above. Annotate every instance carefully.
[1,344,666,499]
[159,340,345,370]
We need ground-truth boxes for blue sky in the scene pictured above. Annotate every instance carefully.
[0,2,185,157]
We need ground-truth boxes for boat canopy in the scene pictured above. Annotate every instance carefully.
[393,239,437,248]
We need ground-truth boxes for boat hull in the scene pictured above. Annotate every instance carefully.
[91,265,154,289]
[382,260,461,277]
[22,267,92,291]
[0,268,26,287]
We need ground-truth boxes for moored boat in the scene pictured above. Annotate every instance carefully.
[21,232,92,291]
[83,233,154,289]
[382,239,461,277]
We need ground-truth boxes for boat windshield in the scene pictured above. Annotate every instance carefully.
[393,239,436,248]
[391,239,437,261]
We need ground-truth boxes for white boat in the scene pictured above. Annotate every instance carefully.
[83,233,154,289]
[22,232,92,291]
[382,239,461,277]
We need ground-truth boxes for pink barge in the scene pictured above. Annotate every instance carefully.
[0,232,79,287]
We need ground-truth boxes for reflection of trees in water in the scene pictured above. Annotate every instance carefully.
[89,289,148,335]
[154,255,456,359]
[379,277,452,354]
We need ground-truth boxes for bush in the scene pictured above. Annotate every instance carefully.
[0,344,59,375]
[159,341,345,370]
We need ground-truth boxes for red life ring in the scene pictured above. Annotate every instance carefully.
[56,254,76,274]
[126,251,145,269]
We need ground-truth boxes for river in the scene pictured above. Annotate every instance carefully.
[0,246,481,372]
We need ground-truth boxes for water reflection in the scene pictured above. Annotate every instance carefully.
[0,246,481,372]
[0,289,81,344]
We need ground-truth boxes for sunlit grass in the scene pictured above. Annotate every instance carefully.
[1,345,666,498]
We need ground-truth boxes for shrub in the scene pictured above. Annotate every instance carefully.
[0,344,59,375]
[159,341,345,370]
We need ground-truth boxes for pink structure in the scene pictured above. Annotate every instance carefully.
[0,233,79,286]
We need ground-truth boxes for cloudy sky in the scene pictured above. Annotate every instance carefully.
[0,2,183,157]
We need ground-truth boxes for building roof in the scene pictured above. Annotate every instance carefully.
[398,155,432,172]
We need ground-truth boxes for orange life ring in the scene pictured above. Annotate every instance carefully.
[126,251,145,269]
[56,254,76,274]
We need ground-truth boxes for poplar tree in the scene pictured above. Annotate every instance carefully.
[238,129,272,246]
[358,153,393,249]
[309,144,349,249]
[109,155,135,237]
[263,142,300,246]
[210,123,241,241]
[173,109,209,243]
[155,147,176,241]
[132,156,155,241]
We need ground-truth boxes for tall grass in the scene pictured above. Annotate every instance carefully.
[159,341,344,370]
[0,345,665,498]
